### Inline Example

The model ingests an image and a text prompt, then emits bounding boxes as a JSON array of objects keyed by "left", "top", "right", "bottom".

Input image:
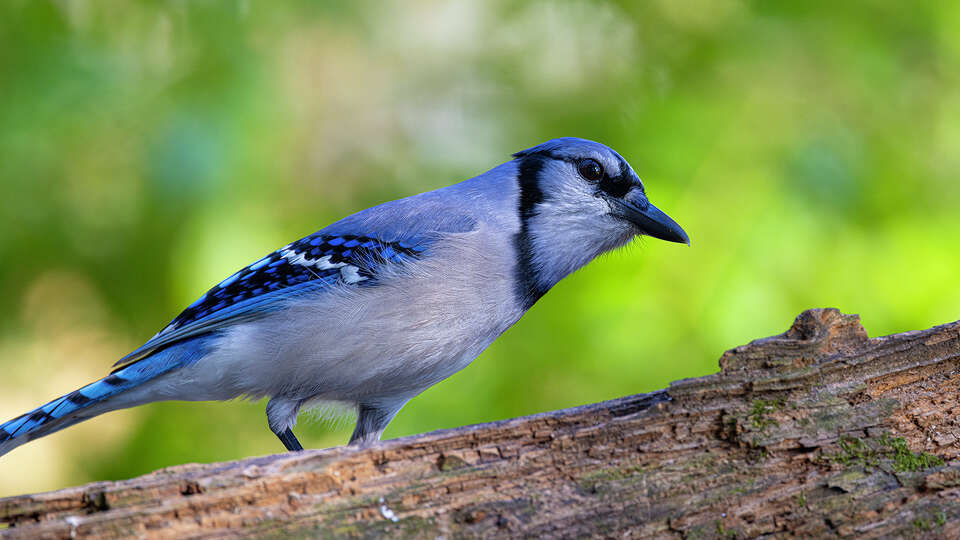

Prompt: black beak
[{"left": 607, "top": 189, "right": 690, "bottom": 245}]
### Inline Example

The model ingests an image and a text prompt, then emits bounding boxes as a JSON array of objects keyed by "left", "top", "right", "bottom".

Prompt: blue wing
[{"left": 113, "top": 231, "right": 432, "bottom": 368}]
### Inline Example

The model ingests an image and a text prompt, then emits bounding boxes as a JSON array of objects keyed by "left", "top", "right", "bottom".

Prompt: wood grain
[{"left": 2, "top": 308, "right": 959, "bottom": 538}]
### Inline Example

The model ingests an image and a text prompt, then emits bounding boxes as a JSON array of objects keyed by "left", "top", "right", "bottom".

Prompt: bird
[{"left": 0, "top": 137, "right": 688, "bottom": 457}]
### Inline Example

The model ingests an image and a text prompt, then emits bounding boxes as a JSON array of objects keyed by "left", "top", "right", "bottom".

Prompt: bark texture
[{"left": 2, "top": 308, "right": 960, "bottom": 539}]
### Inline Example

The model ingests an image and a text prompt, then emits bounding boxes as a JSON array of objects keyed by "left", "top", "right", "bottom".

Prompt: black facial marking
[
  {"left": 598, "top": 174, "right": 631, "bottom": 198},
  {"left": 518, "top": 149, "right": 641, "bottom": 198},
  {"left": 597, "top": 157, "right": 639, "bottom": 199},
  {"left": 513, "top": 154, "right": 551, "bottom": 309},
  {"left": 517, "top": 156, "right": 545, "bottom": 219}
]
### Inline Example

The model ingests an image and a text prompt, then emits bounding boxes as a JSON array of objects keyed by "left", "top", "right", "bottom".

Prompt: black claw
[{"left": 277, "top": 427, "right": 303, "bottom": 452}]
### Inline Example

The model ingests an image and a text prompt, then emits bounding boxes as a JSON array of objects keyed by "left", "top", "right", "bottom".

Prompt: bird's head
[{"left": 510, "top": 137, "right": 689, "bottom": 303}]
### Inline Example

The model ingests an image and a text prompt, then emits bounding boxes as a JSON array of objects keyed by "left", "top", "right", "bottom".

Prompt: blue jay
[{"left": 0, "top": 137, "right": 688, "bottom": 457}]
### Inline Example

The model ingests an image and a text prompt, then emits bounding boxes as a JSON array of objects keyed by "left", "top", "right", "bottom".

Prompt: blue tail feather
[{"left": 0, "top": 335, "right": 215, "bottom": 453}]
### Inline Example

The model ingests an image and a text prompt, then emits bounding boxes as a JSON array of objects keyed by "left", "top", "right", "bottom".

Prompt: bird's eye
[{"left": 577, "top": 159, "right": 603, "bottom": 182}]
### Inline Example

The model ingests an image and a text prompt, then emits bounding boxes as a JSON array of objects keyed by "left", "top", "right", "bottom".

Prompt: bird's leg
[
  {"left": 266, "top": 397, "right": 304, "bottom": 452},
  {"left": 348, "top": 399, "right": 409, "bottom": 448},
  {"left": 276, "top": 427, "right": 303, "bottom": 451}
]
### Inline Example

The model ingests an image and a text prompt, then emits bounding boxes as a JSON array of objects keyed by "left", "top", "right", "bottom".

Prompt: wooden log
[{"left": 2, "top": 308, "right": 959, "bottom": 538}]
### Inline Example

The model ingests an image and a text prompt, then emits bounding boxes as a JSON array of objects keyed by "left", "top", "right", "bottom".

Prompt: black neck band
[{"left": 513, "top": 155, "right": 549, "bottom": 309}]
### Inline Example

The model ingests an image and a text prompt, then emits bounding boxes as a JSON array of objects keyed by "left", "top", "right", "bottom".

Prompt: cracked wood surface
[{"left": 2, "top": 308, "right": 960, "bottom": 538}]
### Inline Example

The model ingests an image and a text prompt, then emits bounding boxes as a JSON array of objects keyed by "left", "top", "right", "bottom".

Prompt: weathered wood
[{"left": 2, "top": 308, "right": 959, "bottom": 538}]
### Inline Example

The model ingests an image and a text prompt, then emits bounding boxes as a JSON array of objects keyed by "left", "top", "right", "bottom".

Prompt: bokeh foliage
[{"left": 1, "top": 0, "right": 958, "bottom": 495}]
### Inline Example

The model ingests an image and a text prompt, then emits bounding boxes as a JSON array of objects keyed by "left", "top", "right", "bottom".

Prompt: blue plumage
[
  {"left": 0, "top": 336, "right": 215, "bottom": 446},
  {"left": 166, "top": 233, "right": 427, "bottom": 332},
  {"left": 0, "top": 137, "right": 689, "bottom": 458},
  {"left": 114, "top": 233, "right": 430, "bottom": 368}
]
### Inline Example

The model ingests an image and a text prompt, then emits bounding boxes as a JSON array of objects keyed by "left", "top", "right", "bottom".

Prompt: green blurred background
[{"left": 1, "top": 0, "right": 958, "bottom": 496}]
